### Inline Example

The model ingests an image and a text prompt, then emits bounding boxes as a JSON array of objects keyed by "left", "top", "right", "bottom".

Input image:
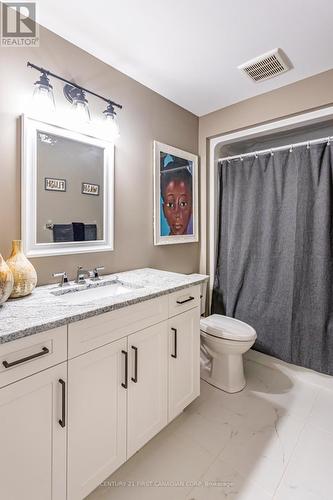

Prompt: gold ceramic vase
[
  {"left": 6, "top": 240, "right": 37, "bottom": 298},
  {"left": 0, "top": 254, "right": 14, "bottom": 305}
]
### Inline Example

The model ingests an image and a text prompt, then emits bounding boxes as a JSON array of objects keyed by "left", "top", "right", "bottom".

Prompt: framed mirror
[{"left": 21, "top": 116, "right": 114, "bottom": 257}]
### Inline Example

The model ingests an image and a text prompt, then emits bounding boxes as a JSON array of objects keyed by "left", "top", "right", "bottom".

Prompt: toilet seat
[{"left": 200, "top": 314, "right": 256, "bottom": 342}]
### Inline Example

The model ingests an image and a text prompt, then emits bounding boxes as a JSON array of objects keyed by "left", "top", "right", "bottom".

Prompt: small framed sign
[
  {"left": 82, "top": 182, "right": 100, "bottom": 196},
  {"left": 45, "top": 177, "right": 66, "bottom": 192}
]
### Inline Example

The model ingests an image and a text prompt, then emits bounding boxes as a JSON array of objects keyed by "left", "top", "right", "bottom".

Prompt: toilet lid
[{"left": 200, "top": 314, "right": 257, "bottom": 342}]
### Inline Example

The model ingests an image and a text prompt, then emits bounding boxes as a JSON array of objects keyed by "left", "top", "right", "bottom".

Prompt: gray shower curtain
[{"left": 212, "top": 142, "right": 333, "bottom": 375}]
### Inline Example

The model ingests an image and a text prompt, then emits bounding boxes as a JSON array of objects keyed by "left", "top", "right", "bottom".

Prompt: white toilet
[{"left": 200, "top": 314, "right": 257, "bottom": 393}]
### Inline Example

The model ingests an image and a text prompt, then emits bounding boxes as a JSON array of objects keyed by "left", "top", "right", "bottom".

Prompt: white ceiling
[{"left": 38, "top": 0, "right": 333, "bottom": 116}]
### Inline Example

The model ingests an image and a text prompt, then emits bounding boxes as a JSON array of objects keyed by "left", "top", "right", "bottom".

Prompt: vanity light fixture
[
  {"left": 27, "top": 62, "right": 122, "bottom": 136},
  {"left": 32, "top": 71, "right": 56, "bottom": 114}
]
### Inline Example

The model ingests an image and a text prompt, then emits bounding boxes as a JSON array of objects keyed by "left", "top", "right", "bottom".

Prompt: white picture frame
[
  {"left": 21, "top": 115, "right": 114, "bottom": 257},
  {"left": 153, "top": 140, "right": 199, "bottom": 245}
]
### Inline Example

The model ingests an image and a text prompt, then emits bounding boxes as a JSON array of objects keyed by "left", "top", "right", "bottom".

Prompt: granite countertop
[{"left": 0, "top": 268, "right": 208, "bottom": 344}]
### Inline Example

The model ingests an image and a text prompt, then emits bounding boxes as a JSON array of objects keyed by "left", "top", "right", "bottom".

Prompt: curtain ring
[
  {"left": 327, "top": 137, "right": 331, "bottom": 147},
  {"left": 289, "top": 145, "right": 293, "bottom": 153},
  {"left": 255, "top": 152, "right": 258, "bottom": 159},
  {"left": 306, "top": 141, "right": 310, "bottom": 150},
  {"left": 270, "top": 149, "right": 274, "bottom": 157},
  {"left": 240, "top": 155, "right": 244, "bottom": 162}
]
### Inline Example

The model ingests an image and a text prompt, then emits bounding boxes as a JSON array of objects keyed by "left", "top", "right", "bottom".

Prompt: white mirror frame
[{"left": 21, "top": 115, "right": 114, "bottom": 257}]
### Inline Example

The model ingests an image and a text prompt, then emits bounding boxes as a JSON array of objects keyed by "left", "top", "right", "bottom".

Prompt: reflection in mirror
[{"left": 36, "top": 131, "right": 104, "bottom": 243}]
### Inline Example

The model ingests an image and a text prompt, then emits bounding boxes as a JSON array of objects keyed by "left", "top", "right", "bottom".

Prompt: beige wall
[
  {"left": 199, "top": 69, "right": 333, "bottom": 273},
  {"left": 0, "top": 25, "right": 199, "bottom": 285}
]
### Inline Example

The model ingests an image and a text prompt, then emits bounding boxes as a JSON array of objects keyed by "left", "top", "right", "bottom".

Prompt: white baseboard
[{"left": 245, "top": 349, "right": 333, "bottom": 392}]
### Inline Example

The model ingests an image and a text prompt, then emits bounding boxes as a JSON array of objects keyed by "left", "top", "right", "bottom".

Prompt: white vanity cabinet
[
  {"left": 0, "top": 282, "right": 202, "bottom": 500},
  {"left": 67, "top": 307, "right": 170, "bottom": 500},
  {"left": 67, "top": 338, "right": 127, "bottom": 500},
  {"left": 67, "top": 285, "right": 200, "bottom": 499},
  {"left": 0, "top": 362, "right": 67, "bottom": 500}
]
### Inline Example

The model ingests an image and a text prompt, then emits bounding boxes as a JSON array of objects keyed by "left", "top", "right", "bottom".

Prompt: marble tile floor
[{"left": 87, "top": 355, "right": 333, "bottom": 500}]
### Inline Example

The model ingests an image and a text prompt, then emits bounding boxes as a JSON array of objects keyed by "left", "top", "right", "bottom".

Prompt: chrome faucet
[
  {"left": 75, "top": 266, "right": 92, "bottom": 285},
  {"left": 52, "top": 271, "right": 70, "bottom": 287},
  {"left": 91, "top": 266, "right": 105, "bottom": 281}
]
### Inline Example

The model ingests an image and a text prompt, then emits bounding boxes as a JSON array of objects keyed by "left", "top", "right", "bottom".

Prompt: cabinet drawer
[
  {"left": 68, "top": 295, "right": 168, "bottom": 358},
  {"left": 0, "top": 326, "right": 67, "bottom": 388},
  {"left": 168, "top": 285, "right": 200, "bottom": 317}
]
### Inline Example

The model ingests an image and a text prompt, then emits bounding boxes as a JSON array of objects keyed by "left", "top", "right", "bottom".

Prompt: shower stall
[{"left": 208, "top": 108, "right": 333, "bottom": 375}]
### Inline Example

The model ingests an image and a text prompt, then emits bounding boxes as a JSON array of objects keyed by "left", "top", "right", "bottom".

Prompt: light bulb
[
  {"left": 72, "top": 97, "right": 91, "bottom": 122},
  {"left": 103, "top": 103, "right": 120, "bottom": 140},
  {"left": 105, "top": 113, "right": 119, "bottom": 139},
  {"left": 32, "top": 72, "right": 55, "bottom": 115},
  {"left": 63, "top": 84, "right": 91, "bottom": 123}
]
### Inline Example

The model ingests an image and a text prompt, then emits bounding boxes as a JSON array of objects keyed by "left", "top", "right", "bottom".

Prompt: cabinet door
[
  {"left": 68, "top": 338, "right": 127, "bottom": 500},
  {"left": 0, "top": 363, "right": 67, "bottom": 500},
  {"left": 168, "top": 307, "right": 200, "bottom": 421},
  {"left": 127, "top": 322, "right": 168, "bottom": 458}
]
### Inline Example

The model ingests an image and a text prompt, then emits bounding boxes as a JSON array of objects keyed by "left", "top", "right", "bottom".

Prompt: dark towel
[
  {"left": 84, "top": 224, "right": 97, "bottom": 241},
  {"left": 72, "top": 222, "right": 85, "bottom": 241},
  {"left": 52, "top": 224, "right": 74, "bottom": 242}
]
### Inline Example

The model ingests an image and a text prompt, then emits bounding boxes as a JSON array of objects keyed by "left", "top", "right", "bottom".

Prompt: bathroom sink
[{"left": 52, "top": 280, "right": 139, "bottom": 304}]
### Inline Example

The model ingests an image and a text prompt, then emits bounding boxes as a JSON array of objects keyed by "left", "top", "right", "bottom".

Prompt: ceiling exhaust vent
[{"left": 238, "top": 48, "right": 291, "bottom": 82}]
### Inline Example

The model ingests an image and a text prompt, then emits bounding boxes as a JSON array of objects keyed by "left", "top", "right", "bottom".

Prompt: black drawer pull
[
  {"left": 176, "top": 296, "right": 194, "bottom": 305},
  {"left": 121, "top": 350, "right": 128, "bottom": 389},
  {"left": 131, "top": 346, "right": 138, "bottom": 383},
  {"left": 171, "top": 327, "right": 177, "bottom": 359},
  {"left": 2, "top": 346, "right": 49, "bottom": 368},
  {"left": 58, "top": 379, "right": 66, "bottom": 428}
]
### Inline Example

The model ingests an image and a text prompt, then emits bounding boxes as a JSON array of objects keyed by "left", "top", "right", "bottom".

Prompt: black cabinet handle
[
  {"left": 2, "top": 346, "right": 49, "bottom": 368},
  {"left": 131, "top": 346, "right": 138, "bottom": 383},
  {"left": 176, "top": 296, "right": 194, "bottom": 305},
  {"left": 121, "top": 350, "right": 128, "bottom": 389},
  {"left": 58, "top": 379, "right": 66, "bottom": 428},
  {"left": 171, "top": 327, "right": 177, "bottom": 359}
]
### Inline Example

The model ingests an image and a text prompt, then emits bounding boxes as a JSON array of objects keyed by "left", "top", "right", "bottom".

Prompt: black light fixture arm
[{"left": 27, "top": 61, "right": 122, "bottom": 109}]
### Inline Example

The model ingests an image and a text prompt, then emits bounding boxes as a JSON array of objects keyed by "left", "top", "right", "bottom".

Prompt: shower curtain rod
[{"left": 218, "top": 135, "right": 333, "bottom": 163}]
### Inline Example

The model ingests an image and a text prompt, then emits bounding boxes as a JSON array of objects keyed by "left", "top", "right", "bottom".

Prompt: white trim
[
  {"left": 21, "top": 115, "right": 115, "bottom": 257},
  {"left": 153, "top": 140, "right": 199, "bottom": 246},
  {"left": 208, "top": 105, "right": 333, "bottom": 306}
]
